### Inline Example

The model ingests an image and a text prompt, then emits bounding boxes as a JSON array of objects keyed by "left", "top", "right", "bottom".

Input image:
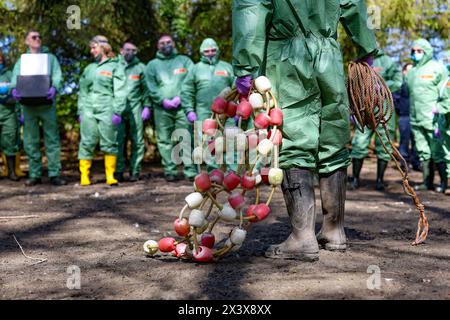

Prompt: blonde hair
[{"left": 90, "top": 35, "right": 115, "bottom": 58}]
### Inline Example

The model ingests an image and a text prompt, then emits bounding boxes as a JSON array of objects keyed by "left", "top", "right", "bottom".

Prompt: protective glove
[
  {"left": 186, "top": 111, "right": 197, "bottom": 123},
  {"left": 236, "top": 75, "right": 252, "bottom": 97},
  {"left": 356, "top": 55, "right": 374, "bottom": 67},
  {"left": 434, "top": 128, "right": 441, "bottom": 139},
  {"left": 12, "top": 88, "right": 21, "bottom": 101},
  {"left": 142, "top": 106, "right": 151, "bottom": 121},
  {"left": 112, "top": 113, "right": 122, "bottom": 126},
  {"left": 432, "top": 105, "right": 439, "bottom": 115},
  {"left": 0, "top": 84, "right": 9, "bottom": 95},
  {"left": 19, "top": 115, "right": 24, "bottom": 125},
  {"left": 234, "top": 115, "right": 241, "bottom": 126},
  {"left": 171, "top": 96, "right": 181, "bottom": 109},
  {"left": 162, "top": 98, "right": 175, "bottom": 110},
  {"left": 47, "top": 86, "right": 57, "bottom": 100}
]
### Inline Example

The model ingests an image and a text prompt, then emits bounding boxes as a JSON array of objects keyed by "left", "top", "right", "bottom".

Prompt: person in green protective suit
[
  {"left": 0, "top": 51, "right": 20, "bottom": 181},
  {"left": 407, "top": 39, "right": 448, "bottom": 193},
  {"left": 350, "top": 51, "right": 402, "bottom": 191},
  {"left": 181, "top": 38, "right": 235, "bottom": 171},
  {"left": 77, "top": 35, "right": 127, "bottom": 186},
  {"left": 10, "top": 30, "right": 66, "bottom": 186},
  {"left": 115, "top": 41, "right": 152, "bottom": 182},
  {"left": 233, "top": 0, "right": 377, "bottom": 261},
  {"left": 436, "top": 50, "right": 450, "bottom": 195},
  {"left": 145, "top": 34, "right": 197, "bottom": 182}
]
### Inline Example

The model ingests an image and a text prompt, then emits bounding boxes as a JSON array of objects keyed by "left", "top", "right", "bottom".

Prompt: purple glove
[
  {"left": 432, "top": 105, "right": 439, "bottom": 115},
  {"left": 19, "top": 115, "right": 24, "bottom": 125},
  {"left": 47, "top": 86, "right": 57, "bottom": 100},
  {"left": 356, "top": 55, "right": 374, "bottom": 67},
  {"left": 162, "top": 98, "right": 175, "bottom": 110},
  {"left": 434, "top": 128, "right": 441, "bottom": 139},
  {"left": 236, "top": 75, "right": 252, "bottom": 97},
  {"left": 112, "top": 113, "right": 122, "bottom": 126},
  {"left": 171, "top": 96, "right": 181, "bottom": 109},
  {"left": 234, "top": 115, "right": 241, "bottom": 126},
  {"left": 142, "top": 106, "right": 151, "bottom": 121},
  {"left": 186, "top": 111, "right": 197, "bottom": 123},
  {"left": 12, "top": 88, "right": 21, "bottom": 101}
]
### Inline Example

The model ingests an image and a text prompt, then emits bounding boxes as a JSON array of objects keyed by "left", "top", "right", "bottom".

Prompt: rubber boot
[
  {"left": 317, "top": 168, "right": 347, "bottom": 251},
  {"left": 79, "top": 159, "right": 92, "bottom": 186},
  {"left": 0, "top": 153, "right": 7, "bottom": 177},
  {"left": 115, "top": 172, "right": 125, "bottom": 183},
  {"left": 15, "top": 153, "right": 26, "bottom": 178},
  {"left": 351, "top": 158, "right": 364, "bottom": 189},
  {"left": 264, "top": 168, "right": 319, "bottom": 261},
  {"left": 6, "top": 156, "right": 19, "bottom": 181},
  {"left": 435, "top": 162, "right": 448, "bottom": 193},
  {"left": 105, "top": 155, "right": 119, "bottom": 186},
  {"left": 414, "top": 160, "right": 433, "bottom": 191},
  {"left": 375, "top": 159, "right": 388, "bottom": 191}
]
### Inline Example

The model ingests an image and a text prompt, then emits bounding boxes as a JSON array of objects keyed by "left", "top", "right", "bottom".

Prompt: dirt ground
[{"left": 0, "top": 156, "right": 449, "bottom": 300}]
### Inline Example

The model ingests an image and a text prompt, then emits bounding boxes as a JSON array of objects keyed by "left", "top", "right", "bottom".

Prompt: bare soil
[{"left": 0, "top": 157, "right": 449, "bottom": 300}]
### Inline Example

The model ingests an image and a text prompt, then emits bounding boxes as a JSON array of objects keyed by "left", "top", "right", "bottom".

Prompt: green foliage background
[{"left": 0, "top": 0, "right": 448, "bottom": 134}]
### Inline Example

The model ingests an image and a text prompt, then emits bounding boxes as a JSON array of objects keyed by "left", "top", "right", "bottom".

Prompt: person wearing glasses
[
  {"left": 407, "top": 39, "right": 449, "bottom": 193},
  {"left": 77, "top": 35, "right": 127, "bottom": 187},
  {"left": 144, "top": 34, "right": 197, "bottom": 182},
  {"left": 10, "top": 30, "right": 66, "bottom": 186},
  {"left": 181, "top": 38, "right": 235, "bottom": 172},
  {"left": 115, "top": 41, "right": 152, "bottom": 182}
]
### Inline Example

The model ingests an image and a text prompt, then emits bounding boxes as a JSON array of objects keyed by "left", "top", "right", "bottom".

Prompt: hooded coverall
[
  {"left": 145, "top": 49, "right": 197, "bottom": 179},
  {"left": 10, "top": 47, "right": 63, "bottom": 179},
  {"left": 116, "top": 55, "right": 151, "bottom": 176},
  {"left": 0, "top": 68, "right": 18, "bottom": 158}
]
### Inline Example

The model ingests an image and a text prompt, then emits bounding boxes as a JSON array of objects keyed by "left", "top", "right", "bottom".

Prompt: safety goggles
[
  {"left": 411, "top": 48, "right": 424, "bottom": 54},
  {"left": 158, "top": 40, "right": 173, "bottom": 46},
  {"left": 203, "top": 48, "right": 217, "bottom": 55},
  {"left": 123, "top": 48, "right": 138, "bottom": 54},
  {"left": 31, "top": 35, "right": 41, "bottom": 41}
]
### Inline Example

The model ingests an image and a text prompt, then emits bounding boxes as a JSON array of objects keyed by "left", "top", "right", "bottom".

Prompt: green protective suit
[
  {"left": 0, "top": 68, "right": 18, "bottom": 156},
  {"left": 437, "top": 50, "right": 450, "bottom": 177},
  {"left": 116, "top": 55, "right": 151, "bottom": 175},
  {"left": 407, "top": 39, "right": 447, "bottom": 163},
  {"left": 351, "top": 52, "right": 402, "bottom": 162},
  {"left": 10, "top": 47, "right": 63, "bottom": 178},
  {"left": 181, "top": 38, "right": 236, "bottom": 171},
  {"left": 77, "top": 57, "right": 127, "bottom": 160},
  {"left": 232, "top": 0, "right": 377, "bottom": 173},
  {"left": 145, "top": 49, "right": 197, "bottom": 178}
]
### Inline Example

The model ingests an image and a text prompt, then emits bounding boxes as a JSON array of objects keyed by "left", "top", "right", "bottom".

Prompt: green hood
[
  {"left": 412, "top": 38, "right": 433, "bottom": 67},
  {"left": 156, "top": 48, "right": 178, "bottom": 60},
  {"left": 200, "top": 38, "right": 220, "bottom": 65}
]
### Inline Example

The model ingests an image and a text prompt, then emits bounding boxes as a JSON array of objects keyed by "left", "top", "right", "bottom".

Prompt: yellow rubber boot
[
  {"left": 80, "top": 159, "right": 92, "bottom": 186},
  {"left": 104, "top": 155, "right": 118, "bottom": 186},
  {"left": 15, "top": 153, "right": 26, "bottom": 178},
  {"left": 1, "top": 154, "right": 8, "bottom": 177}
]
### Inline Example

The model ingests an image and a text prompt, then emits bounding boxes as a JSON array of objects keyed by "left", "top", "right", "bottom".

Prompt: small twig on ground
[{"left": 12, "top": 235, "right": 47, "bottom": 265}]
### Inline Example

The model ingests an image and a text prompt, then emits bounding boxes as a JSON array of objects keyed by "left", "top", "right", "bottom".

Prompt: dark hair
[
  {"left": 402, "top": 63, "right": 413, "bottom": 71},
  {"left": 123, "top": 39, "right": 136, "bottom": 47},
  {"left": 25, "top": 29, "right": 39, "bottom": 39},
  {"left": 158, "top": 33, "right": 173, "bottom": 42}
]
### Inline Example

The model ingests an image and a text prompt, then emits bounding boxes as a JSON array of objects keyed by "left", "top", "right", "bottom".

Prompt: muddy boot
[
  {"left": 264, "top": 168, "right": 319, "bottom": 262},
  {"left": 414, "top": 160, "right": 434, "bottom": 191},
  {"left": 375, "top": 159, "right": 388, "bottom": 191},
  {"left": 317, "top": 168, "right": 347, "bottom": 251},
  {"left": 434, "top": 162, "right": 448, "bottom": 193},
  {"left": 350, "top": 158, "right": 364, "bottom": 190},
  {"left": 6, "top": 156, "right": 19, "bottom": 181}
]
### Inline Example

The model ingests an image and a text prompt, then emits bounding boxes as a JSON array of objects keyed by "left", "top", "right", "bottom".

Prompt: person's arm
[
  {"left": 9, "top": 60, "right": 20, "bottom": 90},
  {"left": 140, "top": 65, "right": 152, "bottom": 107},
  {"left": 232, "top": 0, "right": 273, "bottom": 77},
  {"left": 50, "top": 54, "right": 63, "bottom": 91},
  {"left": 385, "top": 59, "right": 403, "bottom": 93},
  {"left": 113, "top": 63, "right": 128, "bottom": 115},
  {"left": 77, "top": 66, "right": 90, "bottom": 116},
  {"left": 340, "top": 0, "right": 378, "bottom": 59},
  {"left": 181, "top": 64, "right": 196, "bottom": 115},
  {"left": 437, "top": 70, "right": 449, "bottom": 115},
  {"left": 144, "top": 62, "right": 165, "bottom": 106}
]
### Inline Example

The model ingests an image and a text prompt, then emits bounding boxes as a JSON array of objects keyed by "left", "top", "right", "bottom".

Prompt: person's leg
[
  {"left": 129, "top": 106, "right": 145, "bottom": 180},
  {"left": 40, "top": 106, "right": 64, "bottom": 183},
  {"left": 23, "top": 106, "right": 43, "bottom": 182},
  {"left": 398, "top": 116, "right": 411, "bottom": 165},
  {"left": 78, "top": 113, "right": 100, "bottom": 186},
  {"left": 411, "top": 125, "right": 433, "bottom": 190},
  {"left": 98, "top": 111, "right": 119, "bottom": 186},
  {"left": 373, "top": 116, "right": 395, "bottom": 190},
  {"left": 431, "top": 132, "right": 447, "bottom": 193},
  {"left": 350, "top": 129, "right": 372, "bottom": 189},
  {"left": 174, "top": 107, "right": 197, "bottom": 180},
  {"left": 0, "top": 111, "right": 19, "bottom": 180},
  {"left": 154, "top": 106, "right": 178, "bottom": 180},
  {"left": 115, "top": 109, "right": 129, "bottom": 181}
]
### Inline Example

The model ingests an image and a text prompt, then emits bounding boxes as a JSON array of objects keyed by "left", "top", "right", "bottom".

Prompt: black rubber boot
[
  {"left": 6, "top": 156, "right": 19, "bottom": 181},
  {"left": 129, "top": 173, "right": 140, "bottom": 182},
  {"left": 351, "top": 158, "right": 364, "bottom": 189},
  {"left": 375, "top": 159, "right": 388, "bottom": 191},
  {"left": 435, "top": 162, "right": 448, "bottom": 193},
  {"left": 264, "top": 168, "right": 319, "bottom": 261},
  {"left": 115, "top": 172, "right": 125, "bottom": 182},
  {"left": 50, "top": 176, "right": 67, "bottom": 186},
  {"left": 25, "top": 177, "right": 42, "bottom": 186},
  {"left": 414, "top": 160, "right": 434, "bottom": 191},
  {"left": 317, "top": 168, "right": 347, "bottom": 251}
]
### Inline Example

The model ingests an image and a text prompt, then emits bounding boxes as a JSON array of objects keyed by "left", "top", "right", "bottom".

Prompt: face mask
[
  {"left": 160, "top": 44, "right": 174, "bottom": 56},
  {"left": 124, "top": 53, "right": 136, "bottom": 63},
  {"left": 95, "top": 53, "right": 103, "bottom": 63},
  {"left": 412, "top": 52, "right": 424, "bottom": 63}
]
